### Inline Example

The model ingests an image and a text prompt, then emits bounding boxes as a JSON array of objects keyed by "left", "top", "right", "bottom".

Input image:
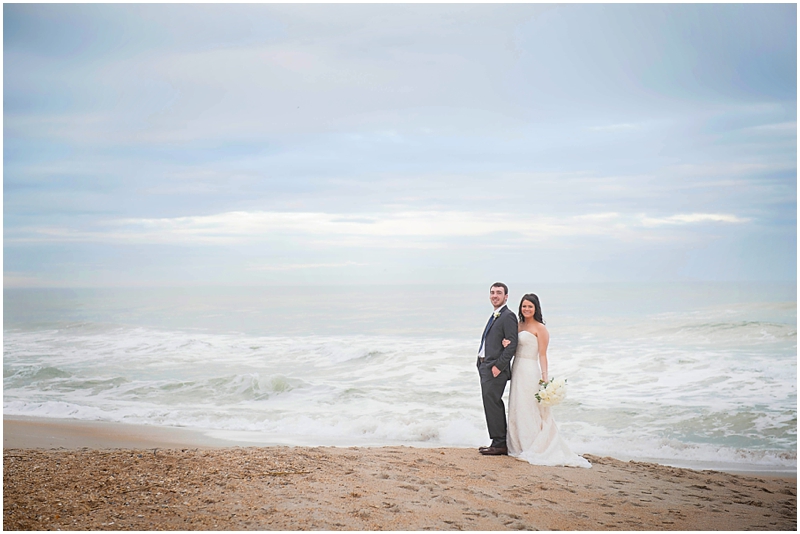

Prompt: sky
[{"left": 3, "top": 3, "right": 797, "bottom": 287}]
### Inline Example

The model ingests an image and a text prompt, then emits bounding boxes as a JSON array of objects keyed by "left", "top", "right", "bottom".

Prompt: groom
[{"left": 477, "top": 282, "right": 518, "bottom": 456}]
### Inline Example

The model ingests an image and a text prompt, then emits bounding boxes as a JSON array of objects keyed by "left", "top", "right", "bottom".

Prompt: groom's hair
[{"left": 491, "top": 282, "right": 508, "bottom": 295}]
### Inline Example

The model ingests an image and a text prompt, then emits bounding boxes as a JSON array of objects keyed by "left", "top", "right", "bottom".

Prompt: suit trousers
[{"left": 480, "top": 365, "right": 510, "bottom": 447}]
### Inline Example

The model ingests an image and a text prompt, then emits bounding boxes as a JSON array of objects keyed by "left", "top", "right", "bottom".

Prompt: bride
[{"left": 503, "top": 293, "right": 591, "bottom": 468}]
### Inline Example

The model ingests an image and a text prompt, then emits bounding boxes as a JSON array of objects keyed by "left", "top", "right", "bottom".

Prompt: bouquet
[{"left": 535, "top": 377, "right": 567, "bottom": 407}]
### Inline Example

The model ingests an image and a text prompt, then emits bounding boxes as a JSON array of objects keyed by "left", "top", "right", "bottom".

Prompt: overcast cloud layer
[{"left": 4, "top": 3, "right": 797, "bottom": 287}]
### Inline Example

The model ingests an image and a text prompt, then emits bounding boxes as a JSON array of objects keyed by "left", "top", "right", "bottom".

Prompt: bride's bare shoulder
[
  {"left": 539, "top": 320, "right": 549, "bottom": 331},
  {"left": 535, "top": 322, "right": 549, "bottom": 338}
]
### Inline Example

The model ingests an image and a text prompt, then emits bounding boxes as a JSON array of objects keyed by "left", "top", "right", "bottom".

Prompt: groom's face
[{"left": 489, "top": 286, "right": 508, "bottom": 308}]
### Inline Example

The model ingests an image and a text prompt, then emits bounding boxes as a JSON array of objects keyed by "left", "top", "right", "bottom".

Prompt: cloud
[
  {"left": 588, "top": 123, "right": 641, "bottom": 132},
  {"left": 3, "top": 272, "right": 53, "bottom": 288},
  {"left": 246, "top": 261, "right": 370, "bottom": 271},
  {"left": 663, "top": 162, "right": 787, "bottom": 179},
  {"left": 639, "top": 213, "right": 751, "bottom": 226},
  {"left": 3, "top": 4, "right": 794, "bottom": 285},
  {"left": 742, "top": 121, "right": 797, "bottom": 133},
  {"left": 4, "top": 4, "right": 532, "bottom": 147},
  {"left": 5, "top": 210, "right": 752, "bottom": 247}
]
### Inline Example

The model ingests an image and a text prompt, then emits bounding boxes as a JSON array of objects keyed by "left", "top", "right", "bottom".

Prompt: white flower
[{"left": 535, "top": 377, "right": 567, "bottom": 407}]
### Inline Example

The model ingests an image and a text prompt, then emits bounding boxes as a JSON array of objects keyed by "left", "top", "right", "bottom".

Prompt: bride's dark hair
[{"left": 518, "top": 293, "right": 545, "bottom": 324}]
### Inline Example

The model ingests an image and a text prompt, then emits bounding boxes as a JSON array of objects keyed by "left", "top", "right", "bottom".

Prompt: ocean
[{"left": 3, "top": 282, "right": 796, "bottom": 474}]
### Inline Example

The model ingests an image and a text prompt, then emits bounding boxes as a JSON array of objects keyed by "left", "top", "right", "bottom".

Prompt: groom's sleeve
[{"left": 495, "top": 313, "right": 518, "bottom": 372}]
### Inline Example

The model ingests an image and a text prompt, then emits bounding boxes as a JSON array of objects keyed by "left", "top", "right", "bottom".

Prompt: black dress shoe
[
  {"left": 478, "top": 445, "right": 491, "bottom": 451},
  {"left": 479, "top": 446, "right": 508, "bottom": 456}
]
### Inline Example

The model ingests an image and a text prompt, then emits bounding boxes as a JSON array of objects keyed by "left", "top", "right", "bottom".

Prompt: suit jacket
[{"left": 477, "top": 305, "right": 518, "bottom": 382}]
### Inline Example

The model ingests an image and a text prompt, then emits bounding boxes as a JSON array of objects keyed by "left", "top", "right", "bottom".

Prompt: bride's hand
[{"left": 502, "top": 338, "right": 511, "bottom": 348}]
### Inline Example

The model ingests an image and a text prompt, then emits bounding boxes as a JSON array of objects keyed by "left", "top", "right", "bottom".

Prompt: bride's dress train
[{"left": 507, "top": 331, "right": 591, "bottom": 468}]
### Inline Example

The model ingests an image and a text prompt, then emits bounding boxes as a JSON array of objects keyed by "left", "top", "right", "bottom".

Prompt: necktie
[{"left": 479, "top": 312, "right": 497, "bottom": 354}]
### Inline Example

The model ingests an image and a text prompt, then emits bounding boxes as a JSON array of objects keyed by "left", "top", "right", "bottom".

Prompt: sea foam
[{"left": 4, "top": 283, "right": 796, "bottom": 472}]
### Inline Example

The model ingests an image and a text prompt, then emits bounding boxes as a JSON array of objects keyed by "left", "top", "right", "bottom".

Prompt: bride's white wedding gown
[{"left": 507, "top": 330, "right": 591, "bottom": 468}]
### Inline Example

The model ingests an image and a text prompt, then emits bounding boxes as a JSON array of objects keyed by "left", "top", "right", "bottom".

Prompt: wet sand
[{"left": 3, "top": 417, "right": 797, "bottom": 530}]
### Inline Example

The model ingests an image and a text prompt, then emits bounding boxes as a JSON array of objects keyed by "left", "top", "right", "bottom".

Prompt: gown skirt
[{"left": 507, "top": 331, "right": 591, "bottom": 468}]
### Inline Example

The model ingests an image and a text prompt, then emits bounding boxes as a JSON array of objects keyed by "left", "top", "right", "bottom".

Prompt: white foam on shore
[{"left": 4, "top": 285, "right": 796, "bottom": 472}]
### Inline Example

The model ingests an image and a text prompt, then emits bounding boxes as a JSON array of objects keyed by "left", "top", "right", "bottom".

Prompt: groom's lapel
[{"left": 486, "top": 305, "right": 507, "bottom": 335}]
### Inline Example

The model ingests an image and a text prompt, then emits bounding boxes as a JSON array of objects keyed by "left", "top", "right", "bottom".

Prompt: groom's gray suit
[{"left": 477, "top": 305, "right": 518, "bottom": 448}]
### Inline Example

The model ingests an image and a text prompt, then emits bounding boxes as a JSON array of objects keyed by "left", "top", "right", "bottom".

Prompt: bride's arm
[{"left": 537, "top": 326, "right": 550, "bottom": 382}]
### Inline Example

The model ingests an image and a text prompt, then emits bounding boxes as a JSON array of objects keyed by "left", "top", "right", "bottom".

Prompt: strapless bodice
[{"left": 516, "top": 330, "right": 539, "bottom": 360}]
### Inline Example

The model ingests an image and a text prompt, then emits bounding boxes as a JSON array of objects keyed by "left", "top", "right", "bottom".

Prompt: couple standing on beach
[{"left": 477, "top": 282, "right": 591, "bottom": 468}]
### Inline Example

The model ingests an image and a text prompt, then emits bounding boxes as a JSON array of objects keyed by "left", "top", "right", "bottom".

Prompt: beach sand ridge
[{"left": 3, "top": 446, "right": 796, "bottom": 531}]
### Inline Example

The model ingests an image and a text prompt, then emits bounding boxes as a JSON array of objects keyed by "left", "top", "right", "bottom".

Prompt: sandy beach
[{"left": 2, "top": 417, "right": 796, "bottom": 531}]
